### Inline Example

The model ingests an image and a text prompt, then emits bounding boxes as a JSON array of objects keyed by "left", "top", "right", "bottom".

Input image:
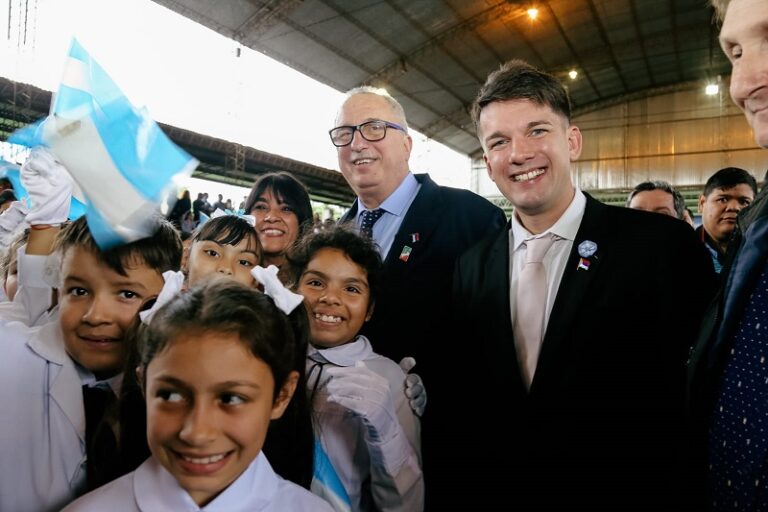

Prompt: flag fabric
[
  {"left": 0, "top": 159, "right": 87, "bottom": 220},
  {"left": 10, "top": 39, "right": 197, "bottom": 247},
  {"left": 311, "top": 438, "right": 352, "bottom": 512}
]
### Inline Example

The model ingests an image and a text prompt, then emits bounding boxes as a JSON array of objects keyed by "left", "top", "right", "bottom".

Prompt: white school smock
[
  {"left": 62, "top": 453, "right": 334, "bottom": 512},
  {"left": 0, "top": 320, "right": 88, "bottom": 512},
  {"left": 307, "top": 335, "right": 424, "bottom": 512}
]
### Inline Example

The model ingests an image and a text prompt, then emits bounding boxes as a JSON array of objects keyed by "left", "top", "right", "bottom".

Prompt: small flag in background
[{"left": 10, "top": 39, "right": 197, "bottom": 248}]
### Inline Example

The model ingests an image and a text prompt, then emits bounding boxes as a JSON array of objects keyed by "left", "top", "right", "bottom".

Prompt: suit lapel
[
  {"left": 532, "top": 196, "right": 611, "bottom": 391},
  {"left": 716, "top": 215, "right": 768, "bottom": 348},
  {"left": 384, "top": 174, "right": 441, "bottom": 268},
  {"left": 483, "top": 225, "right": 528, "bottom": 392}
]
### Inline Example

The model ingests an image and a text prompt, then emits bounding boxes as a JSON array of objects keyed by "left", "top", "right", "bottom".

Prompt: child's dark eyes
[
  {"left": 220, "top": 393, "right": 246, "bottom": 406},
  {"left": 304, "top": 278, "right": 323, "bottom": 288},
  {"left": 157, "top": 389, "right": 184, "bottom": 403},
  {"left": 204, "top": 248, "right": 220, "bottom": 258},
  {"left": 239, "top": 259, "right": 254, "bottom": 267},
  {"left": 67, "top": 287, "right": 89, "bottom": 297},
  {"left": 118, "top": 290, "right": 140, "bottom": 300},
  {"left": 345, "top": 286, "right": 361, "bottom": 294}
]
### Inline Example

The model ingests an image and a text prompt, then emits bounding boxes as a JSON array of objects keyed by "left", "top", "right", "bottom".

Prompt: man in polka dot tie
[{"left": 687, "top": 1, "right": 768, "bottom": 510}]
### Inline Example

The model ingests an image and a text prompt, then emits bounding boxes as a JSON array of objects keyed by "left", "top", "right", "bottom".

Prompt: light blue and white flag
[
  {"left": 10, "top": 39, "right": 197, "bottom": 247},
  {"left": 0, "top": 159, "right": 87, "bottom": 219},
  {"left": 311, "top": 438, "right": 352, "bottom": 512}
]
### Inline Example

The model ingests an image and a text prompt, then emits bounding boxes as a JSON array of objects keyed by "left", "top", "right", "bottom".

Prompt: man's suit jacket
[
  {"left": 340, "top": 173, "right": 506, "bottom": 387},
  {"left": 446, "top": 194, "right": 715, "bottom": 511},
  {"left": 687, "top": 186, "right": 768, "bottom": 506}
]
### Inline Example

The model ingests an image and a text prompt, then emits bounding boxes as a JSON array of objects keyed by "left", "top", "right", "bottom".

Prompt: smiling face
[
  {"left": 186, "top": 237, "right": 258, "bottom": 288},
  {"left": 59, "top": 247, "right": 164, "bottom": 379},
  {"left": 699, "top": 184, "right": 755, "bottom": 245},
  {"left": 145, "top": 331, "right": 296, "bottom": 507},
  {"left": 249, "top": 188, "right": 300, "bottom": 267},
  {"left": 335, "top": 93, "right": 413, "bottom": 208},
  {"left": 298, "top": 247, "right": 373, "bottom": 348},
  {"left": 720, "top": 0, "right": 768, "bottom": 148},
  {"left": 479, "top": 99, "right": 581, "bottom": 233}
]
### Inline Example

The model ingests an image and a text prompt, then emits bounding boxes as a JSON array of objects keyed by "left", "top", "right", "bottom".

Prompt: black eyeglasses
[{"left": 329, "top": 119, "right": 407, "bottom": 147}]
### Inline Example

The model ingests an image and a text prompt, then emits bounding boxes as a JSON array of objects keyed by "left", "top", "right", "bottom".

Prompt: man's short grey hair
[
  {"left": 626, "top": 180, "right": 686, "bottom": 219},
  {"left": 341, "top": 86, "right": 409, "bottom": 131}
]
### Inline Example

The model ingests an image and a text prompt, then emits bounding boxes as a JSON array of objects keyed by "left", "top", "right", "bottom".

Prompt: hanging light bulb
[
  {"left": 705, "top": 84, "right": 719, "bottom": 95},
  {"left": 568, "top": 70, "right": 578, "bottom": 80},
  {"left": 527, "top": 8, "right": 539, "bottom": 20}
]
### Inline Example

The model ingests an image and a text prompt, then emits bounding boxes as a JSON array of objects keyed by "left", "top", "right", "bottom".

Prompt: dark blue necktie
[
  {"left": 709, "top": 259, "right": 768, "bottom": 510},
  {"left": 360, "top": 209, "right": 384, "bottom": 238},
  {"left": 82, "top": 384, "right": 119, "bottom": 490}
]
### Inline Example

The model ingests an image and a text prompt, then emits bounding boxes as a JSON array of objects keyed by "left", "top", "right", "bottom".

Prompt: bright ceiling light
[
  {"left": 527, "top": 8, "right": 539, "bottom": 20},
  {"left": 568, "top": 70, "right": 578, "bottom": 80},
  {"left": 705, "top": 84, "right": 719, "bottom": 95}
]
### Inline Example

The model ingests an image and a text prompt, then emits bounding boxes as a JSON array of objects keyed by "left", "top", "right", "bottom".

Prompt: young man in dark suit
[
  {"left": 687, "top": 1, "right": 768, "bottom": 510},
  {"left": 330, "top": 86, "right": 506, "bottom": 507},
  {"left": 449, "top": 60, "right": 715, "bottom": 510}
]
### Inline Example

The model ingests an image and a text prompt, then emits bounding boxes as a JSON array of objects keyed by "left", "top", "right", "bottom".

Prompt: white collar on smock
[
  {"left": 134, "top": 452, "right": 280, "bottom": 511},
  {"left": 308, "top": 335, "right": 374, "bottom": 367}
]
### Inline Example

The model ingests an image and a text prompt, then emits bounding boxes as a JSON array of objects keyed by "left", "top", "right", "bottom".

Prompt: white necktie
[{"left": 515, "top": 234, "right": 556, "bottom": 387}]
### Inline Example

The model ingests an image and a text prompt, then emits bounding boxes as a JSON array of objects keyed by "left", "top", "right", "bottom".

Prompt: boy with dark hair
[
  {"left": 697, "top": 167, "right": 756, "bottom": 273},
  {"left": 0, "top": 214, "right": 181, "bottom": 512}
]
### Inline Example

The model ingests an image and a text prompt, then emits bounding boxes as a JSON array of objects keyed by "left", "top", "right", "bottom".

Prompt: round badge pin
[{"left": 578, "top": 240, "right": 597, "bottom": 258}]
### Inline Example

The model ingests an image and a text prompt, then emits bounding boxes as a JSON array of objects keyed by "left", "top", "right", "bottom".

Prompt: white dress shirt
[{"left": 509, "top": 188, "right": 587, "bottom": 358}]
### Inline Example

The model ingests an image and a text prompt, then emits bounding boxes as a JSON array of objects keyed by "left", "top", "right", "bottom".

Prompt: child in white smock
[
  {"left": 288, "top": 225, "right": 424, "bottom": 512},
  {"left": 63, "top": 279, "right": 332, "bottom": 512}
]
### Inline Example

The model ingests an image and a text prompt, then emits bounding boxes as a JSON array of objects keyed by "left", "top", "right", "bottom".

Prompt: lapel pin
[
  {"left": 577, "top": 257, "right": 591, "bottom": 271},
  {"left": 399, "top": 245, "right": 413, "bottom": 262},
  {"left": 410, "top": 233, "right": 420, "bottom": 243},
  {"left": 578, "top": 240, "right": 597, "bottom": 258}
]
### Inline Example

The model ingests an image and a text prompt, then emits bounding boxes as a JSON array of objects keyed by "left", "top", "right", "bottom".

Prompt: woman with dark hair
[
  {"left": 166, "top": 189, "right": 191, "bottom": 230},
  {"left": 244, "top": 172, "right": 313, "bottom": 269}
]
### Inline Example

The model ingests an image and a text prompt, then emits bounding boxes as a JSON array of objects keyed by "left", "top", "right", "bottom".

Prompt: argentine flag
[
  {"left": 311, "top": 438, "right": 352, "bottom": 512},
  {"left": 0, "top": 159, "right": 87, "bottom": 219},
  {"left": 10, "top": 39, "right": 197, "bottom": 247}
]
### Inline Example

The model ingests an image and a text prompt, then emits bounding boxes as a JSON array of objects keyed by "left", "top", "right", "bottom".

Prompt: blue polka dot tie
[
  {"left": 360, "top": 209, "right": 384, "bottom": 238},
  {"left": 710, "top": 260, "right": 768, "bottom": 510}
]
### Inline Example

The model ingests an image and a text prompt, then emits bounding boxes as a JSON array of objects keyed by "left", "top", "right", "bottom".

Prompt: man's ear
[
  {"left": 270, "top": 370, "right": 299, "bottom": 420},
  {"left": 698, "top": 195, "right": 706, "bottom": 214}
]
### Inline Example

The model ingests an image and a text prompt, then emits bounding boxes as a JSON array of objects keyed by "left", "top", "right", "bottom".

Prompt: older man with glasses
[{"left": 330, "top": 86, "right": 505, "bottom": 506}]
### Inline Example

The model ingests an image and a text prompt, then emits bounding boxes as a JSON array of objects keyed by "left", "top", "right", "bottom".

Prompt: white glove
[
  {"left": 326, "top": 361, "right": 414, "bottom": 475},
  {"left": 20, "top": 147, "right": 73, "bottom": 226},
  {"left": 0, "top": 201, "right": 29, "bottom": 248},
  {"left": 399, "top": 357, "right": 427, "bottom": 417},
  {"left": 326, "top": 361, "right": 401, "bottom": 444}
]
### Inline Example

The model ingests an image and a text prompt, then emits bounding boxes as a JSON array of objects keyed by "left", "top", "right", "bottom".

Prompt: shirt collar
[
  {"left": 510, "top": 187, "right": 587, "bottom": 251},
  {"left": 76, "top": 363, "right": 124, "bottom": 396},
  {"left": 358, "top": 172, "right": 417, "bottom": 217},
  {"left": 308, "top": 335, "right": 374, "bottom": 367}
]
